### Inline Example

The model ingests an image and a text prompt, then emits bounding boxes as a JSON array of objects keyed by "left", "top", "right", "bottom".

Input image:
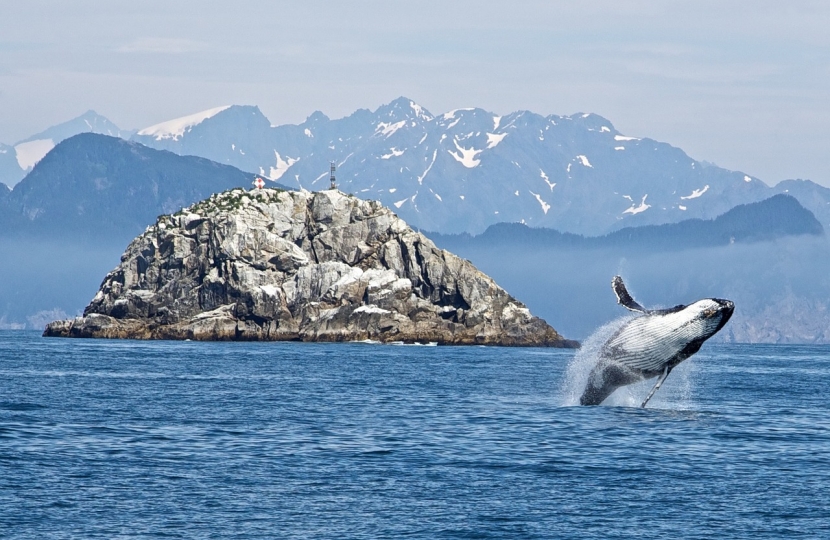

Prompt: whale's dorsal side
[
  {"left": 649, "top": 304, "right": 688, "bottom": 316},
  {"left": 612, "top": 275, "right": 647, "bottom": 313}
]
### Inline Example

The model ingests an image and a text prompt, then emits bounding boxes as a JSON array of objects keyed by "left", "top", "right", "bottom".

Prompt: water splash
[
  {"left": 558, "top": 315, "right": 697, "bottom": 410},
  {"left": 558, "top": 315, "right": 631, "bottom": 406}
]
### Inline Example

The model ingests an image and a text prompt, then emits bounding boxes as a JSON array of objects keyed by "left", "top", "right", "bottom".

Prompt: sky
[{"left": 1, "top": 1, "right": 829, "bottom": 186}]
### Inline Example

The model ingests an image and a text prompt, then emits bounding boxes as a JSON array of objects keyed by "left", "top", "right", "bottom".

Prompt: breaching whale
[{"left": 579, "top": 276, "right": 734, "bottom": 407}]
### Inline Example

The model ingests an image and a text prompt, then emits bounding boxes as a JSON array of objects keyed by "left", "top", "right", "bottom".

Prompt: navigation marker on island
[{"left": 253, "top": 177, "right": 265, "bottom": 190}]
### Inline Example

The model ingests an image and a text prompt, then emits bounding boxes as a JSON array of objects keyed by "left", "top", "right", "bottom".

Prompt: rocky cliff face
[{"left": 45, "top": 188, "right": 576, "bottom": 346}]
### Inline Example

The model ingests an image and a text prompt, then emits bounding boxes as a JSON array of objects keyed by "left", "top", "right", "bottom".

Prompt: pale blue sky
[{"left": 1, "top": 1, "right": 829, "bottom": 186}]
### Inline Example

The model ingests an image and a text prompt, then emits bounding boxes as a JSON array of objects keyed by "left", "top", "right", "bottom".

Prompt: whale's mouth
[
  {"left": 712, "top": 299, "right": 735, "bottom": 330},
  {"left": 715, "top": 298, "right": 734, "bottom": 313}
]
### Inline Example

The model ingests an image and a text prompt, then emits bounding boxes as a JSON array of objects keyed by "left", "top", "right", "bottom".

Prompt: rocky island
[{"left": 45, "top": 188, "right": 576, "bottom": 347}]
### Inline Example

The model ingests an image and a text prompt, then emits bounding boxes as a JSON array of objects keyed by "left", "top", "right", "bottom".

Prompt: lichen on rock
[{"left": 45, "top": 188, "right": 576, "bottom": 346}]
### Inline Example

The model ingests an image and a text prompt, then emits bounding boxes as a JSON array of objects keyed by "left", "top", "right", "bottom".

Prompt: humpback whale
[{"left": 580, "top": 276, "right": 734, "bottom": 407}]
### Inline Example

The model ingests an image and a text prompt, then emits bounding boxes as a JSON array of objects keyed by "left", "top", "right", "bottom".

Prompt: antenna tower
[{"left": 329, "top": 162, "right": 336, "bottom": 190}]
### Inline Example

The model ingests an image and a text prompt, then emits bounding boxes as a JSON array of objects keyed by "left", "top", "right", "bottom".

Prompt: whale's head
[{"left": 684, "top": 298, "right": 734, "bottom": 339}]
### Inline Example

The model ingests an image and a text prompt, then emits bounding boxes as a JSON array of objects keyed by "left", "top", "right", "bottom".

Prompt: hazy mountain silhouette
[
  {"left": 427, "top": 194, "right": 823, "bottom": 253},
  {"left": 1, "top": 111, "right": 130, "bottom": 188},
  {"left": 0, "top": 133, "right": 277, "bottom": 244}
]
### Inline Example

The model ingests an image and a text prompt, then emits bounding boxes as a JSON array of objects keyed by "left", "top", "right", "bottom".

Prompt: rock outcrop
[{"left": 45, "top": 188, "right": 576, "bottom": 346}]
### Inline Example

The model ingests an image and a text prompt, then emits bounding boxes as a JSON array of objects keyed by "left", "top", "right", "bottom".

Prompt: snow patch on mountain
[
  {"left": 137, "top": 106, "right": 231, "bottom": 141},
  {"left": 443, "top": 108, "right": 475, "bottom": 121},
  {"left": 338, "top": 153, "right": 354, "bottom": 168},
  {"left": 530, "top": 191, "right": 551, "bottom": 214},
  {"left": 448, "top": 139, "right": 483, "bottom": 168},
  {"left": 486, "top": 132, "right": 507, "bottom": 149},
  {"left": 375, "top": 120, "right": 406, "bottom": 138},
  {"left": 576, "top": 155, "right": 593, "bottom": 168},
  {"left": 15, "top": 139, "right": 55, "bottom": 170},
  {"left": 267, "top": 151, "right": 299, "bottom": 181},
  {"left": 409, "top": 101, "right": 433, "bottom": 121},
  {"left": 681, "top": 185, "right": 709, "bottom": 200},
  {"left": 381, "top": 148, "right": 405, "bottom": 160},
  {"left": 623, "top": 195, "right": 651, "bottom": 215},
  {"left": 417, "top": 150, "right": 437, "bottom": 185},
  {"left": 540, "top": 169, "right": 555, "bottom": 191},
  {"left": 744, "top": 175, "right": 752, "bottom": 183}
]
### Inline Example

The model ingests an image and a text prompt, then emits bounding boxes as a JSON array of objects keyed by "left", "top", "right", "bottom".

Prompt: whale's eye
[{"left": 703, "top": 308, "right": 717, "bottom": 318}]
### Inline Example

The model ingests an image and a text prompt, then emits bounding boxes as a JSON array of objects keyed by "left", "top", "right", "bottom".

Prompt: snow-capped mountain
[
  {"left": 135, "top": 105, "right": 232, "bottom": 142},
  {"left": 132, "top": 97, "right": 775, "bottom": 235},
  {"left": 1, "top": 111, "right": 128, "bottom": 188}
]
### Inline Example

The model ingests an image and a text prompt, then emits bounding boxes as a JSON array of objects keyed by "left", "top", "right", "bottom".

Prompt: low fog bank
[
  {"left": 433, "top": 235, "right": 830, "bottom": 343},
  {"left": 0, "top": 239, "right": 123, "bottom": 330},
  {"left": 3, "top": 233, "right": 829, "bottom": 344}
]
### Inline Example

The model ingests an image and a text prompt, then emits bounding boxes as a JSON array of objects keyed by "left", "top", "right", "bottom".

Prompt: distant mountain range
[
  {"left": 0, "top": 129, "right": 825, "bottom": 342},
  {"left": 0, "top": 134, "right": 268, "bottom": 244},
  {"left": 4, "top": 99, "right": 829, "bottom": 236},
  {"left": 127, "top": 97, "right": 830, "bottom": 235},
  {"left": 2, "top": 101, "right": 830, "bottom": 342},
  {"left": 0, "top": 111, "right": 130, "bottom": 188},
  {"left": 128, "top": 98, "right": 774, "bottom": 235},
  {"left": 2, "top": 130, "right": 821, "bottom": 250},
  {"left": 428, "top": 194, "right": 823, "bottom": 252}
]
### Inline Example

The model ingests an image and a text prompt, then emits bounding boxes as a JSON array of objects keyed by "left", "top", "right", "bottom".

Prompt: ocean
[{"left": 1, "top": 331, "right": 828, "bottom": 538}]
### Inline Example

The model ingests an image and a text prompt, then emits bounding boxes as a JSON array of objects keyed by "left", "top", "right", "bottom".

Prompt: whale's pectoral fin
[
  {"left": 641, "top": 365, "right": 672, "bottom": 408},
  {"left": 612, "top": 276, "right": 647, "bottom": 313}
]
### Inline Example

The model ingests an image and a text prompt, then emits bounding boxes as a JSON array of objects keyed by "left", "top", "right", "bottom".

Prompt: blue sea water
[{"left": 1, "top": 331, "right": 829, "bottom": 539}]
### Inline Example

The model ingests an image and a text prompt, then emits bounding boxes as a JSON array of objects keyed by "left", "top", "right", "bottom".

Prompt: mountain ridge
[
  {"left": 0, "top": 133, "right": 276, "bottom": 244},
  {"left": 7, "top": 99, "right": 829, "bottom": 237},
  {"left": 129, "top": 97, "right": 783, "bottom": 235},
  {"left": 1, "top": 110, "right": 130, "bottom": 188},
  {"left": 427, "top": 194, "right": 824, "bottom": 252}
]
